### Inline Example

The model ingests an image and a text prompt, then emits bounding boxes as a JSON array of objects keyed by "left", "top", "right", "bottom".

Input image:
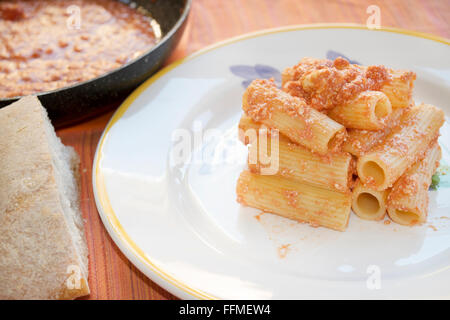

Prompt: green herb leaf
[{"left": 430, "top": 173, "right": 440, "bottom": 190}]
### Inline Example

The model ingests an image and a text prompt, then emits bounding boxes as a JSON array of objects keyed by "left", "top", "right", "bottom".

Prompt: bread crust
[{"left": 0, "top": 96, "right": 89, "bottom": 300}]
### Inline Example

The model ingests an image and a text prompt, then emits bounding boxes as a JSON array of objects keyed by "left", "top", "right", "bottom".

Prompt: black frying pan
[{"left": 0, "top": 0, "right": 191, "bottom": 127}]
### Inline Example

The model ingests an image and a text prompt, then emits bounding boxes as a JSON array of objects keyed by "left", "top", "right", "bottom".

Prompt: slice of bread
[{"left": 0, "top": 96, "right": 89, "bottom": 300}]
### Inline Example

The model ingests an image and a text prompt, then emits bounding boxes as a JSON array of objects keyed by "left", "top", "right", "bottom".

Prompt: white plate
[{"left": 93, "top": 24, "right": 450, "bottom": 299}]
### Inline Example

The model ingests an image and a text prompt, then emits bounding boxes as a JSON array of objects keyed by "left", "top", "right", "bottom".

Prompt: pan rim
[{"left": 0, "top": 0, "right": 192, "bottom": 102}]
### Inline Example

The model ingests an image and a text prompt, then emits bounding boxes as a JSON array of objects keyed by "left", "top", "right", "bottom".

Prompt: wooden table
[{"left": 57, "top": 0, "right": 450, "bottom": 300}]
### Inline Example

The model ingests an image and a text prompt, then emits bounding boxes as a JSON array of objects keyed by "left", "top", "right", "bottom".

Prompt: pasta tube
[
  {"left": 380, "top": 69, "right": 416, "bottom": 109},
  {"left": 387, "top": 143, "right": 441, "bottom": 226},
  {"left": 239, "top": 114, "right": 259, "bottom": 145},
  {"left": 236, "top": 171, "right": 352, "bottom": 231},
  {"left": 238, "top": 114, "right": 277, "bottom": 145},
  {"left": 357, "top": 104, "right": 444, "bottom": 190},
  {"left": 240, "top": 115, "right": 354, "bottom": 191},
  {"left": 351, "top": 179, "right": 389, "bottom": 220},
  {"left": 343, "top": 108, "right": 405, "bottom": 157},
  {"left": 328, "top": 91, "right": 392, "bottom": 130},
  {"left": 242, "top": 79, "right": 346, "bottom": 154}
]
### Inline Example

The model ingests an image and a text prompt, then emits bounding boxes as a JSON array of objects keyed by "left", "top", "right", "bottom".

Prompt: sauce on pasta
[{"left": 282, "top": 57, "right": 407, "bottom": 111}]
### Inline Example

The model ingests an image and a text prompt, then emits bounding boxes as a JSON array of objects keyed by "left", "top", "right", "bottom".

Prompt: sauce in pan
[{"left": 0, "top": 0, "right": 161, "bottom": 98}]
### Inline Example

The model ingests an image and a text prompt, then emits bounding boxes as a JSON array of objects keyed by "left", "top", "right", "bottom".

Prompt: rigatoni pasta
[
  {"left": 343, "top": 108, "right": 405, "bottom": 157},
  {"left": 238, "top": 114, "right": 279, "bottom": 145},
  {"left": 236, "top": 171, "right": 352, "bottom": 231},
  {"left": 239, "top": 115, "right": 353, "bottom": 192},
  {"left": 387, "top": 143, "right": 441, "bottom": 226},
  {"left": 351, "top": 179, "right": 389, "bottom": 221},
  {"left": 237, "top": 56, "right": 444, "bottom": 230},
  {"left": 380, "top": 69, "right": 416, "bottom": 109},
  {"left": 238, "top": 114, "right": 260, "bottom": 145},
  {"left": 357, "top": 104, "right": 444, "bottom": 190},
  {"left": 328, "top": 91, "right": 392, "bottom": 130},
  {"left": 242, "top": 79, "right": 346, "bottom": 155}
]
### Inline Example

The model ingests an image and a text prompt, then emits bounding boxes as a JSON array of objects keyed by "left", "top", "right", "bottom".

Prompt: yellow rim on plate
[{"left": 93, "top": 23, "right": 450, "bottom": 300}]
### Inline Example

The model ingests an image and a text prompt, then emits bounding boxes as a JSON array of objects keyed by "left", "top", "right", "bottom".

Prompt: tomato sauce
[{"left": 0, "top": 0, "right": 159, "bottom": 98}]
